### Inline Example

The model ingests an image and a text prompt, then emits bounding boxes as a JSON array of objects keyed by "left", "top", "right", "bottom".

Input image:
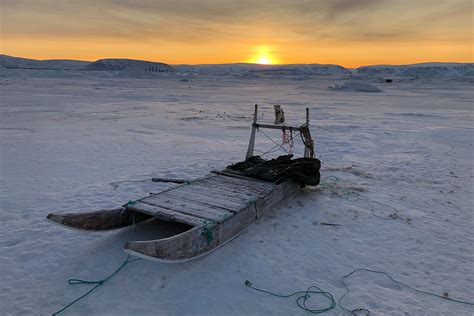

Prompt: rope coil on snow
[
  {"left": 245, "top": 268, "right": 474, "bottom": 315},
  {"left": 339, "top": 268, "right": 474, "bottom": 315},
  {"left": 244, "top": 279, "right": 336, "bottom": 314}
]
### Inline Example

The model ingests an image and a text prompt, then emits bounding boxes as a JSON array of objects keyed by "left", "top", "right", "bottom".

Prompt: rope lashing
[
  {"left": 282, "top": 127, "right": 294, "bottom": 155},
  {"left": 121, "top": 200, "right": 138, "bottom": 207},
  {"left": 255, "top": 123, "right": 315, "bottom": 158},
  {"left": 244, "top": 280, "right": 336, "bottom": 314},
  {"left": 201, "top": 227, "right": 214, "bottom": 245},
  {"left": 257, "top": 127, "right": 290, "bottom": 156}
]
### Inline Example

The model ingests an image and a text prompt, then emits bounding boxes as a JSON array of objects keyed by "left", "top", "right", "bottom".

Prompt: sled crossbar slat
[
  {"left": 127, "top": 202, "right": 209, "bottom": 227},
  {"left": 253, "top": 123, "right": 306, "bottom": 131}
]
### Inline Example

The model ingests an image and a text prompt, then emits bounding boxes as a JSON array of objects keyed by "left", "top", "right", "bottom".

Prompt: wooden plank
[
  {"left": 175, "top": 185, "right": 249, "bottom": 204},
  {"left": 214, "top": 173, "right": 272, "bottom": 186},
  {"left": 189, "top": 177, "right": 261, "bottom": 199},
  {"left": 211, "top": 169, "right": 272, "bottom": 184},
  {"left": 127, "top": 202, "right": 208, "bottom": 227},
  {"left": 141, "top": 195, "right": 233, "bottom": 223},
  {"left": 254, "top": 181, "right": 299, "bottom": 219},
  {"left": 197, "top": 182, "right": 262, "bottom": 201},
  {"left": 125, "top": 180, "right": 301, "bottom": 262},
  {"left": 161, "top": 190, "right": 245, "bottom": 213},
  {"left": 217, "top": 202, "right": 257, "bottom": 244},
  {"left": 253, "top": 123, "right": 303, "bottom": 130},
  {"left": 208, "top": 175, "right": 274, "bottom": 191},
  {"left": 46, "top": 208, "right": 152, "bottom": 231},
  {"left": 198, "top": 180, "right": 264, "bottom": 198}
]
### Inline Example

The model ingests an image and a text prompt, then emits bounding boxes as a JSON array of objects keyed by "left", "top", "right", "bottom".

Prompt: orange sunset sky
[{"left": 1, "top": 0, "right": 472, "bottom": 67}]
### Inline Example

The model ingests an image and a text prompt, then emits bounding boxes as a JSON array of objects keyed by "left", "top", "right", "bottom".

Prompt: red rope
[{"left": 282, "top": 129, "right": 294, "bottom": 155}]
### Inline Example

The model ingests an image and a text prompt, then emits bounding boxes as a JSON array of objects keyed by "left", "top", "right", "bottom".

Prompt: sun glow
[
  {"left": 248, "top": 45, "right": 278, "bottom": 65},
  {"left": 256, "top": 56, "right": 271, "bottom": 65}
]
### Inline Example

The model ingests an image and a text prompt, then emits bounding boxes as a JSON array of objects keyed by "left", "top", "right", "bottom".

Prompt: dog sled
[{"left": 47, "top": 105, "right": 319, "bottom": 262}]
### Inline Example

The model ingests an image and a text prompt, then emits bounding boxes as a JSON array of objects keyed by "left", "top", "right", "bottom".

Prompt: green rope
[
  {"left": 244, "top": 280, "right": 336, "bottom": 314},
  {"left": 245, "top": 268, "right": 474, "bottom": 315},
  {"left": 339, "top": 268, "right": 474, "bottom": 315},
  {"left": 201, "top": 227, "right": 214, "bottom": 245},
  {"left": 52, "top": 210, "right": 141, "bottom": 315},
  {"left": 52, "top": 255, "right": 141, "bottom": 315}
]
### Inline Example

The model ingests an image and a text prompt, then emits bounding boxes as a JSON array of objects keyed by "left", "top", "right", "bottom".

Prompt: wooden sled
[{"left": 47, "top": 105, "right": 314, "bottom": 262}]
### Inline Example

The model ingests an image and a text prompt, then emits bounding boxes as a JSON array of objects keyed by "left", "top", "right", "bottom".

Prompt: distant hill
[
  {"left": 1, "top": 54, "right": 472, "bottom": 78},
  {"left": 248, "top": 64, "right": 350, "bottom": 76},
  {"left": 86, "top": 58, "right": 174, "bottom": 72},
  {"left": 0, "top": 54, "right": 174, "bottom": 72},
  {"left": 356, "top": 62, "right": 474, "bottom": 78},
  {"left": 0, "top": 54, "right": 89, "bottom": 69},
  {"left": 174, "top": 62, "right": 473, "bottom": 78},
  {"left": 173, "top": 63, "right": 350, "bottom": 76}
]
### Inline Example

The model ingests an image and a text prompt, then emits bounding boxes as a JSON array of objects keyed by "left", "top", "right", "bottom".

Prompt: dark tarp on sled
[{"left": 227, "top": 155, "right": 321, "bottom": 187}]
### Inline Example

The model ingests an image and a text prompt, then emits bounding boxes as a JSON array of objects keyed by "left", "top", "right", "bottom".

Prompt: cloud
[{"left": 1, "top": 0, "right": 472, "bottom": 45}]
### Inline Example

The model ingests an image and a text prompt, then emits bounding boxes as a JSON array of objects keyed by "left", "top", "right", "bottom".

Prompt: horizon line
[{"left": 1, "top": 53, "right": 473, "bottom": 69}]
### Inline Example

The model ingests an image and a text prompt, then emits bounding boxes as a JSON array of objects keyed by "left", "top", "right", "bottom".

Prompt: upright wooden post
[
  {"left": 304, "top": 107, "right": 310, "bottom": 158},
  {"left": 246, "top": 104, "right": 258, "bottom": 159}
]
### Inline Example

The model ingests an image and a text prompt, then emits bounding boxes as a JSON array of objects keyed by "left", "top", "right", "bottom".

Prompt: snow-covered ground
[{"left": 0, "top": 70, "right": 473, "bottom": 315}]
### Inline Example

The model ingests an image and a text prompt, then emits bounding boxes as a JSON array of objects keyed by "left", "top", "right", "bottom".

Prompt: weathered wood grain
[
  {"left": 160, "top": 190, "right": 245, "bottom": 212},
  {"left": 140, "top": 195, "right": 233, "bottom": 223},
  {"left": 127, "top": 202, "right": 208, "bottom": 227},
  {"left": 47, "top": 170, "right": 300, "bottom": 262},
  {"left": 208, "top": 175, "right": 273, "bottom": 191},
  {"left": 174, "top": 184, "right": 245, "bottom": 204},
  {"left": 197, "top": 180, "right": 264, "bottom": 198},
  {"left": 125, "top": 179, "right": 299, "bottom": 262},
  {"left": 211, "top": 173, "right": 272, "bottom": 187},
  {"left": 254, "top": 180, "right": 298, "bottom": 218},
  {"left": 211, "top": 169, "right": 270, "bottom": 184},
  {"left": 46, "top": 207, "right": 152, "bottom": 230}
]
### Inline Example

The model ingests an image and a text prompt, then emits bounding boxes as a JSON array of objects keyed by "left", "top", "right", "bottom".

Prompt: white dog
[{"left": 274, "top": 104, "right": 285, "bottom": 124}]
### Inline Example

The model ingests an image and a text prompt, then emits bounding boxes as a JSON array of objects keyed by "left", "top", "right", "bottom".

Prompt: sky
[{"left": 0, "top": 0, "right": 472, "bottom": 67}]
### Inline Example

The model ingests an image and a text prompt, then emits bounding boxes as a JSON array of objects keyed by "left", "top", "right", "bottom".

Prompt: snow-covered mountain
[
  {"left": 356, "top": 62, "right": 474, "bottom": 78},
  {"left": 174, "top": 63, "right": 350, "bottom": 76},
  {"left": 172, "top": 63, "right": 253, "bottom": 75},
  {"left": 86, "top": 59, "right": 174, "bottom": 72},
  {"left": 1, "top": 54, "right": 472, "bottom": 79},
  {"left": 0, "top": 55, "right": 174, "bottom": 72},
  {"left": 0, "top": 54, "right": 89, "bottom": 69}
]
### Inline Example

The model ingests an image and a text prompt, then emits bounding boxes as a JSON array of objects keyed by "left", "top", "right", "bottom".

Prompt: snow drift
[
  {"left": 1, "top": 73, "right": 473, "bottom": 316},
  {"left": 329, "top": 81, "right": 382, "bottom": 92}
]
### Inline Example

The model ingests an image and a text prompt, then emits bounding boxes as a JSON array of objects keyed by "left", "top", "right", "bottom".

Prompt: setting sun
[
  {"left": 248, "top": 45, "right": 278, "bottom": 65},
  {"left": 256, "top": 56, "right": 271, "bottom": 65}
]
